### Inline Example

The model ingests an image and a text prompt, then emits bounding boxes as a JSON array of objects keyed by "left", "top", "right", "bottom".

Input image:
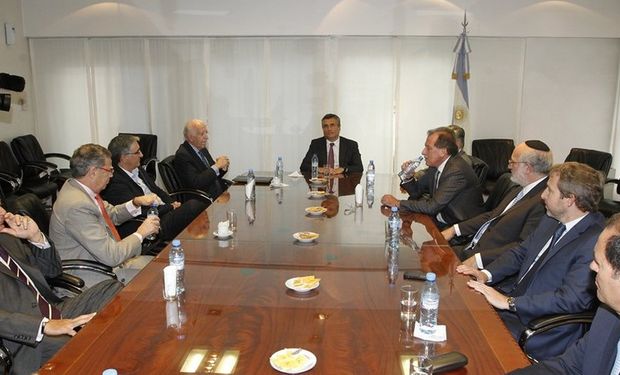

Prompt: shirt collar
[
  {"left": 521, "top": 176, "right": 547, "bottom": 196},
  {"left": 436, "top": 156, "right": 450, "bottom": 174},
  {"left": 74, "top": 179, "right": 97, "bottom": 200},
  {"left": 325, "top": 137, "right": 340, "bottom": 147}
]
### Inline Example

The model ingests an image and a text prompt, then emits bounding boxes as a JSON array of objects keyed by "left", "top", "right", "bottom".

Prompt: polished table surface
[{"left": 42, "top": 174, "right": 529, "bottom": 374}]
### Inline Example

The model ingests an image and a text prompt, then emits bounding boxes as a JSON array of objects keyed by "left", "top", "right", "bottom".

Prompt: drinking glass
[
  {"left": 227, "top": 210, "right": 237, "bottom": 232},
  {"left": 162, "top": 265, "right": 178, "bottom": 301},
  {"left": 409, "top": 355, "right": 433, "bottom": 375},
  {"left": 400, "top": 284, "right": 419, "bottom": 321}
]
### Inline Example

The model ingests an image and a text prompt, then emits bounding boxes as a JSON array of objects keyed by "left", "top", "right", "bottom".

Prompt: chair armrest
[
  {"left": 605, "top": 178, "right": 620, "bottom": 194},
  {"left": 518, "top": 311, "right": 595, "bottom": 362},
  {"left": 61, "top": 259, "right": 118, "bottom": 280},
  {"left": 0, "top": 339, "right": 12, "bottom": 372},
  {"left": 44, "top": 152, "right": 71, "bottom": 161},
  {"left": 169, "top": 189, "right": 214, "bottom": 204},
  {"left": 0, "top": 171, "right": 21, "bottom": 190},
  {"left": 46, "top": 272, "right": 86, "bottom": 295},
  {"left": 21, "top": 162, "right": 54, "bottom": 181},
  {"left": 141, "top": 157, "right": 158, "bottom": 169}
]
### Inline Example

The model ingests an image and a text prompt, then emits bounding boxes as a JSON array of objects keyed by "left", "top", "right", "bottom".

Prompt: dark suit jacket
[
  {"left": 0, "top": 233, "right": 62, "bottom": 346},
  {"left": 399, "top": 155, "right": 484, "bottom": 226},
  {"left": 487, "top": 213, "right": 604, "bottom": 360},
  {"left": 460, "top": 177, "right": 548, "bottom": 264},
  {"left": 299, "top": 136, "right": 363, "bottom": 173},
  {"left": 509, "top": 305, "right": 620, "bottom": 375},
  {"left": 174, "top": 141, "right": 229, "bottom": 199}
]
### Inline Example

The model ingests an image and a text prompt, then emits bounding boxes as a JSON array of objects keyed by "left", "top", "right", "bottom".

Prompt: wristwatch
[{"left": 507, "top": 297, "right": 517, "bottom": 312}]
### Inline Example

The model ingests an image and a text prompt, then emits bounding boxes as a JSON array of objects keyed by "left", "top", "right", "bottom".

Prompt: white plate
[
  {"left": 307, "top": 191, "right": 327, "bottom": 199},
  {"left": 213, "top": 230, "right": 233, "bottom": 239},
  {"left": 269, "top": 348, "right": 317, "bottom": 374},
  {"left": 293, "top": 232, "right": 319, "bottom": 243},
  {"left": 305, "top": 207, "right": 327, "bottom": 216},
  {"left": 285, "top": 277, "right": 320, "bottom": 293},
  {"left": 309, "top": 177, "right": 327, "bottom": 185}
]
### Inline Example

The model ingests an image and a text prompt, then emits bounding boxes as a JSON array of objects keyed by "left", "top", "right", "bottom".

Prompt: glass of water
[
  {"left": 400, "top": 284, "right": 419, "bottom": 321},
  {"left": 227, "top": 210, "right": 237, "bottom": 232},
  {"left": 409, "top": 355, "right": 433, "bottom": 375}
]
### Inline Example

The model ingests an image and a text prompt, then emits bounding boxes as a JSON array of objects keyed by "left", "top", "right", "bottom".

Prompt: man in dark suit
[
  {"left": 299, "top": 113, "right": 363, "bottom": 175},
  {"left": 381, "top": 127, "right": 484, "bottom": 228},
  {"left": 509, "top": 214, "right": 620, "bottom": 374},
  {"left": 102, "top": 135, "right": 209, "bottom": 241},
  {"left": 174, "top": 119, "right": 231, "bottom": 199},
  {"left": 0, "top": 205, "right": 122, "bottom": 374},
  {"left": 442, "top": 140, "right": 552, "bottom": 266},
  {"left": 457, "top": 162, "right": 604, "bottom": 360}
]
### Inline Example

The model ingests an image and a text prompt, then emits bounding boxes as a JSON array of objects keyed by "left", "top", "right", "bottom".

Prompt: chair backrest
[
  {"left": 484, "top": 172, "right": 520, "bottom": 211},
  {"left": 564, "top": 147, "right": 612, "bottom": 177},
  {"left": 472, "top": 139, "right": 515, "bottom": 180},
  {"left": 119, "top": 133, "right": 158, "bottom": 179},
  {"left": 0, "top": 141, "right": 21, "bottom": 176},
  {"left": 5, "top": 193, "right": 50, "bottom": 235},
  {"left": 157, "top": 155, "right": 182, "bottom": 193},
  {"left": 470, "top": 156, "right": 489, "bottom": 187},
  {"left": 10, "top": 134, "right": 46, "bottom": 165}
]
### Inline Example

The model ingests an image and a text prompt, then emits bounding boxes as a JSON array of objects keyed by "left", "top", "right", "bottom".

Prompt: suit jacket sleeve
[
  {"left": 64, "top": 202, "right": 141, "bottom": 267},
  {"left": 0, "top": 309, "right": 44, "bottom": 346},
  {"left": 399, "top": 163, "right": 469, "bottom": 215},
  {"left": 341, "top": 138, "right": 363, "bottom": 173},
  {"left": 175, "top": 146, "right": 219, "bottom": 189}
]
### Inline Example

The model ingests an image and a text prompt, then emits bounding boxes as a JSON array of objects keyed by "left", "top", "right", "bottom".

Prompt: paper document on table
[{"left": 413, "top": 321, "right": 447, "bottom": 342}]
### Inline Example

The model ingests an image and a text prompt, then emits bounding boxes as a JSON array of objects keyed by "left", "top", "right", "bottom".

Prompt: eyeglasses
[
  {"left": 98, "top": 166, "right": 114, "bottom": 174},
  {"left": 508, "top": 160, "right": 528, "bottom": 166},
  {"left": 125, "top": 148, "right": 142, "bottom": 155}
]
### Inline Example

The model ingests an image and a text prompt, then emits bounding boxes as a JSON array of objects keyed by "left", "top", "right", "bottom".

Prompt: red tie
[
  {"left": 328, "top": 143, "right": 335, "bottom": 169},
  {"left": 95, "top": 194, "right": 122, "bottom": 241},
  {"left": 0, "top": 245, "right": 62, "bottom": 319}
]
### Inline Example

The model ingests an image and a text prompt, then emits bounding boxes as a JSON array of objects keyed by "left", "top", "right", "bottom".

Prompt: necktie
[
  {"left": 432, "top": 170, "right": 440, "bottom": 193},
  {"left": 512, "top": 223, "right": 566, "bottom": 296},
  {"left": 132, "top": 169, "right": 152, "bottom": 195},
  {"left": 94, "top": 194, "right": 122, "bottom": 241},
  {"left": 0, "top": 244, "right": 61, "bottom": 319},
  {"left": 466, "top": 189, "right": 527, "bottom": 251},
  {"left": 328, "top": 143, "right": 335, "bottom": 169},
  {"left": 198, "top": 150, "right": 210, "bottom": 167}
]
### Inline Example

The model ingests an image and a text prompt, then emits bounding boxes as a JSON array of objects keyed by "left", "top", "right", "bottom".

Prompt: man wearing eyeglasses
[
  {"left": 442, "top": 140, "right": 552, "bottom": 267},
  {"left": 50, "top": 144, "right": 160, "bottom": 288},
  {"left": 102, "top": 135, "right": 208, "bottom": 241}
]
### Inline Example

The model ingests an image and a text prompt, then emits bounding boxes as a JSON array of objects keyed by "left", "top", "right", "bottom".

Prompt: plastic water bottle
[
  {"left": 146, "top": 203, "right": 158, "bottom": 241},
  {"left": 387, "top": 246, "right": 398, "bottom": 285},
  {"left": 398, "top": 156, "right": 424, "bottom": 180},
  {"left": 366, "top": 160, "right": 376, "bottom": 185},
  {"left": 311, "top": 154, "right": 319, "bottom": 179},
  {"left": 388, "top": 206, "right": 401, "bottom": 248},
  {"left": 247, "top": 169, "right": 256, "bottom": 201},
  {"left": 169, "top": 239, "right": 185, "bottom": 294},
  {"left": 419, "top": 272, "right": 440, "bottom": 335},
  {"left": 275, "top": 156, "right": 284, "bottom": 184}
]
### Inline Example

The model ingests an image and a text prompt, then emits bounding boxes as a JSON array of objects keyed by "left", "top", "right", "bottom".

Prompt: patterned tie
[
  {"left": 0, "top": 244, "right": 61, "bottom": 319},
  {"left": 328, "top": 143, "right": 335, "bottom": 169},
  {"left": 466, "top": 189, "right": 527, "bottom": 251},
  {"left": 94, "top": 194, "right": 122, "bottom": 241},
  {"left": 512, "top": 223, "right": 566, "bottom": 296},
  {"left": 198, "top": 150, "right": 210, "bottom": 167},
  {"left": 432, "top": 170, "right": 440, "bottom": 193}
]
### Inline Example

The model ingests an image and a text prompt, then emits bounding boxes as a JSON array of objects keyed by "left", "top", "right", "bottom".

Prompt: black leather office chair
[
  {"left": 10, "top": 134, "right": 72, "bottom": 188},
  {"left": 484, "top": 172, "right": 520, "bottom": 211},
  {"left": 0, "top": 339, "right": 12, "bottom": 375},
  {"left": 564, "top": 147, "right": 612, "bottom": 178},
  {"left": 470, "top": 156, "right": 489, "bottom": 188},
  {"left": 157, "top": 155, "right": 213, "bottom": 204},
  {"left": 519, "top": 311, "right": 595, "bottom": 363},
  {"left": 599, "top": 179, "right": 620, "bottom": 218},
  {"left": 472, "top": 139, "right": 515, "bottom": 194},
  {"left": 119, "top": 133, "right": 158, "bottom": 181},
  {"left": 0, "top": 141, "right": 58, "bottom": 203}
]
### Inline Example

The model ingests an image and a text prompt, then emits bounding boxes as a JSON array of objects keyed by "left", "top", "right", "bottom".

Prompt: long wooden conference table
[{"left": 42, "top": 173, "right": 529, "bottom": 374}]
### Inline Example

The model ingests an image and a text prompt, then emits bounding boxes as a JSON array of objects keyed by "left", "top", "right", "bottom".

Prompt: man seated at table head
[
  {"left": 299, "top": 113, "right": 364, "bottom": 175},
  {"left": 456, "top": 162, "right": 604, "bottom": 360},
  {"left": 174, "top": 119, "right": 231, "bottom": 200},
  {"left": 50, "top": 144, "right": 160, "bottom": 288},
  {"left": 447, "top": 124, "right": 473, "bottom": 167},
  {"left": 102, "top": 134, "right": 209, "bottom": 241},
  {"left": 381, "top": 126, "right": 484, "bottom": 228},
  {"left": 0, "top": 204, "right": 122, "bottom": 374},
  {"left": 442, "top": 140, "right": 553, "bottom": 267},
  {"left": 509, "top": 213, "right": 620, "bottom": 374}
]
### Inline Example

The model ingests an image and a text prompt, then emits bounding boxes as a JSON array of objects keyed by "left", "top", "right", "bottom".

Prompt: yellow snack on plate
[
  {"left": 272, "top": 350, "right": 309, "bottom": 370},
  {"left": 292, "top": 275, "right": 321, "bottom": 288}
]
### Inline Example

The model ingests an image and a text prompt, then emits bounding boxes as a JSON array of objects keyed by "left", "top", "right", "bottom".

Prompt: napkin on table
[
  {"left": 288, "top": 171, "right": 304, "bottom": 178},
  {"left": 355, "top": 184, "right": 363, "bottom": 205}
]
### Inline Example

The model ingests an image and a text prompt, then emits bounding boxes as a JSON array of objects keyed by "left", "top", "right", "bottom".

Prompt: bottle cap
[
  {"left": 102, "top": 369, "right": 118, "bottom": 375},
  {"left": 172, "top": 239, "right": 181, "bottom": 247},
  {"left": 426, "top": 272, "right": 436, "bottom": 281},
  {"left": 391, "top": 206, "right": 398, "bottom": 212}
]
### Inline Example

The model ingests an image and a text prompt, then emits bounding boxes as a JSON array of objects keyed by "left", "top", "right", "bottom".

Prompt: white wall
[
  {"left": 0, "top": 0, "right": 36, "bottom": 142},
  {"left": 20, "top": 0, "right": 620, "bottom": 38}
]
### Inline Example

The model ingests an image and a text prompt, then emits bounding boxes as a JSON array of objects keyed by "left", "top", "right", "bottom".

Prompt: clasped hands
[
  {"left": 456, "top": 264, "right": 510, "bottom": 310},
  {"left": 318, "top": 166, "right": 344, "bottom": 176},
  {"left": 0, "top": 206, "right": 44, "bottom": 243},
  {"left": 215, "top": 155, "right": 230, "bottom": 171}
]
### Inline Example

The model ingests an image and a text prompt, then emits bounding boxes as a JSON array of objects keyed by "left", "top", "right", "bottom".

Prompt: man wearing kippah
[{"left": 442, "top": 140, "right": 553, "bottom": 267}]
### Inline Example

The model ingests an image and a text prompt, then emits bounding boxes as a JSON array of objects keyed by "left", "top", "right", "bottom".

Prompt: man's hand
[
  {"left": 401, "top": 160, "right": 412, "bottom": 171},
  {"left": 44, "top": 313, "right": 96, "bottom": 336},
  {"left": 1, "top": 212, "right": 42, "bottom": 242},
  {"left": 466, "top": 281, "right": 509, "bottom": 310},
  {"left": 456, "top": 264, "right": 489, "bottom": 283},
  {"left": 136, "top": 216, "right": 160, "bottom": 239},
  {"left": 133, "top": 193, "right": 160, "bottom": 207},
  {"left": 171, "top": 202, "right": 181, "bottom": 209},
  {"left": 215, "top": 156, "right": 230, "bottom": 171},
  {"left": 441, "top": 226, "right": 456, "bottom": 241},
  {"left": 381, "top": 194, "right": 400, "bottom": 208}
]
